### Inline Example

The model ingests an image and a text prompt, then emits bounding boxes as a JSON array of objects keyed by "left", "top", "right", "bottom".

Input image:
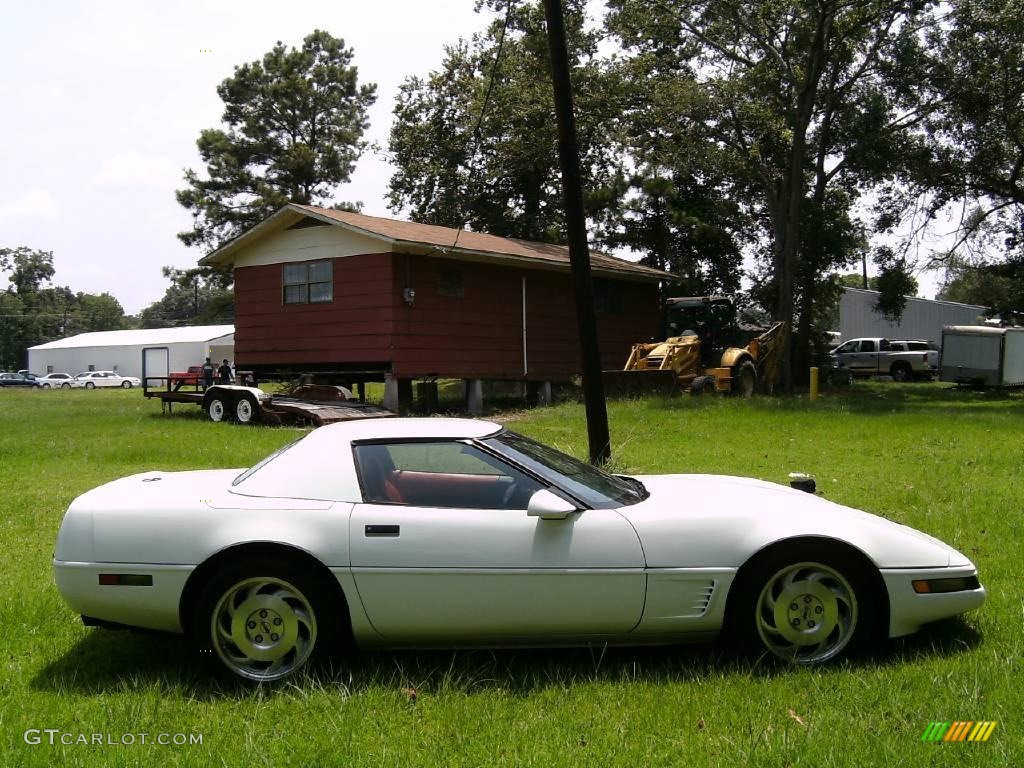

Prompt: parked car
[
  {"left": 54, "top": 418, "right": 985, "bottom": 683},
  {"left": 71, "top": 371, "right": 142, "bottom": 389},
  {"left": 36, "top": 372, "right": 76, "bottom": 389},
  {"left": 829, "top": 338, "right": 938, "bottom": 381},
  {"left": 0, "top": 372, "right": 41, "bottom": 388}
]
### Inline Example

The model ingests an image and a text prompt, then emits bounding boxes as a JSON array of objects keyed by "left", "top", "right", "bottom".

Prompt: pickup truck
[
  {"left": 829, "top": 338, "right": 939, "bottom": 382},
  {"left": 168, "top": 365, "right": 204, "bottom": 388}
]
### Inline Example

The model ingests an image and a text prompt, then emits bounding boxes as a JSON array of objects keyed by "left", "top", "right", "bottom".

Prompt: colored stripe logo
[{"left": 921, "top": 721, "right": 997, "bottom": 742}]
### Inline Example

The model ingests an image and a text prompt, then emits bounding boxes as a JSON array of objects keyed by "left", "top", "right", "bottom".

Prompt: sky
[
  {"left": 1, "top": 1, "right": 941, "bottom": 316},
  {"left": 0, "top": 0, "right": 492, "bottom": 314}
]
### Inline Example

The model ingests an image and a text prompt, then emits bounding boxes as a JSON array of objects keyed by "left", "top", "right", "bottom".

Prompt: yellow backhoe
[{"left": 603, "top": 296, "right": 788, "bottom": 397}]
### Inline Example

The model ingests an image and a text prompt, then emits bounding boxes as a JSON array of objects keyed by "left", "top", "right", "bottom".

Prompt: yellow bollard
[{"left": 809, "top": 366, "right": 819, "bottom": 400}]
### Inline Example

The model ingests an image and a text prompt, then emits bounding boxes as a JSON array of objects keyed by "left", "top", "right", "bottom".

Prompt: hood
[{"left": 620, "top": 474, "right": 961, "bottom": 569}]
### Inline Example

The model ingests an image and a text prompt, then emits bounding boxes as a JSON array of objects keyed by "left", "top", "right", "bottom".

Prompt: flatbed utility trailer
[{"left": 143, "top": 380, "right": 393, "bottom": 426}]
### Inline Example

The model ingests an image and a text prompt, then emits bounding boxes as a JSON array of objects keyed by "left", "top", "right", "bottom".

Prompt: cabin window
[
  {"left": 437, "top": 267, "right": 464, "bottom": 298},
  {"left": 594, "top": 279, "right": 624, "bottom": 314},
  {"left": 283, "top": 260, "right": 333, "bottom": 304}
]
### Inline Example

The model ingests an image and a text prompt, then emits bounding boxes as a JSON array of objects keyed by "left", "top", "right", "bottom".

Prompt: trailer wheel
[
  {"left": 206, "top": 394, "right": 229, "bottom": 422},
  {"left": 731, "top": 361, "right": 757, "bottom": 397},
  {"left": 235, "top": 393, "right": 261, "bottom": 425}
]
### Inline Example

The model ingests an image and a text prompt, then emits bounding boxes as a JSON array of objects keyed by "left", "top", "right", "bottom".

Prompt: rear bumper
[{"left": 53, "top": 560, "right": 193, "bottom": 633}]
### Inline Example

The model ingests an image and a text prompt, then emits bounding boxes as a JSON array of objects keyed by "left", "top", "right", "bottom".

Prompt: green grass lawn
[{"left": 0, "top": 383, "right": 1020, "bottom": 766}]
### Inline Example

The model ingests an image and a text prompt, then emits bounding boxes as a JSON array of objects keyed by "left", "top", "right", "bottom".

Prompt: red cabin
[{"left": 202, "top": 204, "right": 670, "bottom": 408}]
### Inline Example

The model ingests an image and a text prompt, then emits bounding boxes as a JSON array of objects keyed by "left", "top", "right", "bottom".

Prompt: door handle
[{"left": 365, "top": 524, "right": 400, "bottom": 537}]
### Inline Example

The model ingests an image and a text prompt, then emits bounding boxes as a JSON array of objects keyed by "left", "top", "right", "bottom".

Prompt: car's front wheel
[
  {"left": 42, "top": 383, "right": 51, "bottom": 389},
  {"left": 728, "top": 544, "right": 878, "bottom": 665},
  {"left": 85, "top": 382, "right": 95, "bottom": 390},
  {"left": 61, "top": 382, "right": 71, "bottom": 389},
  {"left": 193, "top": 559, "right": 336, "bottom": 683},
  {"left": 121, "top": 380, "right": 132, "bottom": 389}
]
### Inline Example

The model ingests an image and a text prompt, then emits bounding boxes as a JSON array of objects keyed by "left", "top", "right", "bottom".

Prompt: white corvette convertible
[{"left": 54, "top": 418, "right": 985, "bottom": 682}]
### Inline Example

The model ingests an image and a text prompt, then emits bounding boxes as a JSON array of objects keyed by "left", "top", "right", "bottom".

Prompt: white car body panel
[
  {"left": 53, "top": 418, "right": 985, "bottom": 655},
  {"left": 624, "top": 475, "right": 956, "bottom": 569},
  {"left": 350, "top": 504, "right": 646, "bottom": 639}
]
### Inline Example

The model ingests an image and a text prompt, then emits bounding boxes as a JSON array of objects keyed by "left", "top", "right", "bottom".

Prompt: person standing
[
  {"left": 201, "top": 357, "right": 215, "bottom": 390},
  {"left": 218, "top": 358, "right": 233, "bottom": 384}
]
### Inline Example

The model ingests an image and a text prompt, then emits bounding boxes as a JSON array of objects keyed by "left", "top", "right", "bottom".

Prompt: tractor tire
[
  {"left": 731, "top": 361, "right": 757, "bottom": 397},
  {"left": 690, "top": 375, "right": 717, "bottom": 396}
]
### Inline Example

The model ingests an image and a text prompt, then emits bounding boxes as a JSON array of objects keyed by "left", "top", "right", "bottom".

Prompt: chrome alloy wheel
[
  {"left": 210, "top": 577, "right": 318, "bottom": 682},
  {"left": 755, "top": 562, "right": 858, "bottom": 664}
]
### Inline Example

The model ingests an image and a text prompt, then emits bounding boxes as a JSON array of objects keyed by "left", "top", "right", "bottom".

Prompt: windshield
[
  {"left": 232, "top": 434, "right": 308, "bottom": 486},
  {"left": 482, "top": 431, "right": 647, "bottom": 509}
]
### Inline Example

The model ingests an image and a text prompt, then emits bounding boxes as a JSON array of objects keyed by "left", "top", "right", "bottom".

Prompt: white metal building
[
  {"left": 27, "top": 326, "right": 234, "bottom": 379},
  {"left": 839, "top": 288, "right": 987, "bottom": 346}
]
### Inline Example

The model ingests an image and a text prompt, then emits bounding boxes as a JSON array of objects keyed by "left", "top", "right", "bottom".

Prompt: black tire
[
  {"left": 731, "top": 360, "right": 757, "bottom": 397},
  {"left": 61, "top": 382, "right": 71, "bottom": 389},
  {"left": 42, "top": 383, "right": 50, "bottom": 389},
  {"left": 121, "top": 380, "right": 132, "bottom": 389},
  {"left": 205, "top": 393, "right": 229, "bottom": 422},
  {"left": 690, "top": 375, "right": 717, "bottom": 395},
  {"left": 890, "top": 361, "right": 912, "bottom": 382},
  {"left": 191, "top": 557, "right": 340, "bottom": 683},
  {"left": 85, "top": 381, "right": 95, "bottom": 390},
  {"left": 724, "top": 540, "right": 880, "bottom": 666},
  {"left": 234, "top": 392, "right": 261, "bottom": 425}
]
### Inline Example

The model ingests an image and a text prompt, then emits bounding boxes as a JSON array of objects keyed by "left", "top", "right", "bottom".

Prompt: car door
[
  {"left": 849, "top": 339, "right": 877, "bottom": 373},
  {"left": 348, "top": 440, "right": 647, "bottom": 642}
]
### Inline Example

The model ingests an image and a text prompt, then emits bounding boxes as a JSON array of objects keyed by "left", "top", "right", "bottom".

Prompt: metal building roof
[{"left": 28, "top": 325, "right": 235, "bottom": 351}]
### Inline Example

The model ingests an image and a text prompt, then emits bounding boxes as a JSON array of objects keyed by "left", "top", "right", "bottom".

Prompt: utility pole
[{"left": 542, "top": 0, "right": 611, "bottom": 464}]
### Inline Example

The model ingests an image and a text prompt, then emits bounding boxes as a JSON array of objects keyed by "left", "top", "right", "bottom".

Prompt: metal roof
[
  {"left": 202, "top": 204, "right": 675, "bottom": 282},
  {"left": 29, "top": 325, "right": 235, "bottom": 350}
]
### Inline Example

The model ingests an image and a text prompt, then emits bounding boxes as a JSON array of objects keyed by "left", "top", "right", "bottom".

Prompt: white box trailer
[{"left": 939, "top": 326, "right": 1024, "bottom": 387}]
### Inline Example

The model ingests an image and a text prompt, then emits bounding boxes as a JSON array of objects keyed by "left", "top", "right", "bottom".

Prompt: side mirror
[{"left": 527, "top": 489, "right": 577, "bottom": 520}]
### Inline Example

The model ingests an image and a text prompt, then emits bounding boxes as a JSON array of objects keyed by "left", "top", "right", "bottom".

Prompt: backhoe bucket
[{"left": 602, "top": 369, "right": 679, "bottom": 398}]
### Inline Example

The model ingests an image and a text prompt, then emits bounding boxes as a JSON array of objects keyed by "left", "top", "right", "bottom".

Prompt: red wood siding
[
  {"left": 390, "top": 255, "right": 659, "bottom": 379},
  {"left": 233, "top": 251, "right": 659, "bottom": 378},
  {"left": 233, "top": 253, "right": 394, "bottom": 366}
]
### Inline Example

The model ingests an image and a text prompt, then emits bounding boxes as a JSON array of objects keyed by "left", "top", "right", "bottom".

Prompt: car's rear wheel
[
  {"left": 206, "top": 394, "right": 228, "bottom": 422},
  {"left": 121, "top": 380, "right": 132, "bottom": 389},
  {"left": 890, "top": 361, "right": 912, "bottom": 382},
  {"left": 193, "top": 559, "right": 335, "bottom": 683},
  {"left": 727, "top": 543, "right": 878, "bottom": 665},
  {"left": 234, "top": 393, "right": 260, "bottom": 424}
]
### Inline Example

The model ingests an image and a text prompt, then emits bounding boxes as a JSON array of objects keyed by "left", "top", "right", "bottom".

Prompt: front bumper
[{"left": 881, "top": 564, "right": 985, "bottom": 637}]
